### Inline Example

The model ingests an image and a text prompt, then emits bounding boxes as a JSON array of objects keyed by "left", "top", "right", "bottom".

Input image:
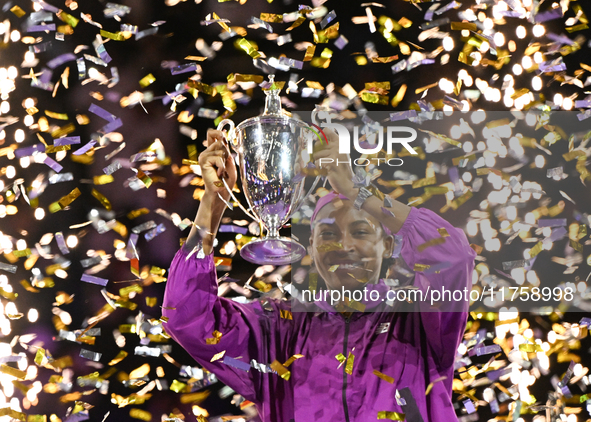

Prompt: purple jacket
[{"left": 162, "top": 207, "right": 476, "bottom": 422}]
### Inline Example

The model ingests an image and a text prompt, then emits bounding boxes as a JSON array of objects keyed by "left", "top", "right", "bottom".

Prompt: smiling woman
[
  {"left": 309, "top": 192, "right": 394, "bottom": 292},
  {"left": 162, "top": 128, "right": 477, "bottom": 422}
]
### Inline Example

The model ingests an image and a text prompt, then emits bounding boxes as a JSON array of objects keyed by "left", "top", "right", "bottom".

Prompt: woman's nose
[{"left": 340, "top": 232, "right": 357, "bottom": 252}]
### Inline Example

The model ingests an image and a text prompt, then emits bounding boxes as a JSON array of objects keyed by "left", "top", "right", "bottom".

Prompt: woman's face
[{"left": 309, "top": 199, "right": 393, "bottom": 292}]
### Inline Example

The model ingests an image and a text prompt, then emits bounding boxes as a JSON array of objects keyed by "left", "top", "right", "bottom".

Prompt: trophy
[{"left": 216, "top": 76, "right": 319, "bottom": 265}]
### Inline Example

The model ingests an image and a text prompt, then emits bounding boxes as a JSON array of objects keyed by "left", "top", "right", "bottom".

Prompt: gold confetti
[
  {"left": 139, "top": 73, "right": 156, "bottom": 88},
  {"left": 187, "top": 80, "right": 217, "bottom": 96},
  {"left": 180, "top": 391, "right": 210, "bottom": 404},
  {"left": 361, "top": 91, "right": 389, "bottom": 105},
  {"left": 0, "top": 364, "right": 26, "bottom": 380},
  {"left": 91, "top": 188, "right": 112, "bottom": 210},
  {"left": 377, "top": 411, "right": 405, "bottom": 420},
  {"left": 129, "top": 409, "right": 152, "bottom": 421},
  {"left": 519, "top": 343, "right": 543, "bottom": 352},
  {"left": 283, "top": 354, "right": 304, "bottom": 367},
  {"left": 129, "top": 363, "right": 151, "bottom": 379},
  {"left": 280, "top": 310, "right": 293, "bottom": 320},
  {"left": 10, "top": 5, "right": 26, "bottom": 17},
  {"left": 286, "top": 15, "right": 306, "bottom": 31},
  {"left": 108, "top": 351, "right": 128, "bottom": 366},
  {"left": 413, "top": 263, "right": 431, "bottom": 272},
  {"left": 45, "top": 145, "right": 71, "bottom": 154},
  {"left": 373, "top": 369, "right": 395, "bottom": 384},
  {"left": 260, "top": 13, "right": 283, "bottom": 23},
  {"left": 451, "top": 22, "right": 477, "bottom": 31},
  {"left": 417, "top": 237, "right": 446, "bottom": 252},
  {"left": 57, "top": 10, "right": 79, "bottom": 27},
  {"left": 269, "top": 360, "right": 291, "bottom": 380},
  {"left": 317, "top": 242, "right": 343, "bottom": 253},
  {"left": 100, "top": 30, "right": 126, "bottom": 41},
  {"left": 49, "top": 188, "right": 81, "bottom": 213},
  {"left": 210, "top": 351, "right": 226, "bottom": 362},
  {"left": 205, "top": 330, "right": 223, "bottom": 345},
  {"left": 391, "top": 84, "right": 406, "bottom": 107},
  {"left": 425, "top": 375, "right": 447, "bottom": 395},
  {"left": 235, "top": 38, "right": 261, "bottom": 59},
  {"left": 170, "top": 379, "right": 187, "bottom": 393},
  {"left": 45, "top": 110, "right": 69, "bottom": 120}
]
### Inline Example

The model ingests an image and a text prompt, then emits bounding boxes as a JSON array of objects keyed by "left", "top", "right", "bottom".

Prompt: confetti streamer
[{"left": 81, "top": 274, "right": 109, "bottom": 287}]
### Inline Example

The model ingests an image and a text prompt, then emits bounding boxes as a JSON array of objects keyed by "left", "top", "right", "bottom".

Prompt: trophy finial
[{"left": 263, "top": 74, "right": 283, "bottom": 116}]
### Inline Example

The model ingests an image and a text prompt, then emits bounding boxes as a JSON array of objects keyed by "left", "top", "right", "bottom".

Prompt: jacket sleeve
[
  {"left": 162, "top": 248, "right": 267, "bottom": 402},
  {"left": 397, "top": 207, "right": 477, "bottom": 370}
]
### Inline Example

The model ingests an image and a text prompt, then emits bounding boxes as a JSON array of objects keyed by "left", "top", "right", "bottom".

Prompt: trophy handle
[{"left": 216, "top": 119, "right": 240, "bottom": 150}]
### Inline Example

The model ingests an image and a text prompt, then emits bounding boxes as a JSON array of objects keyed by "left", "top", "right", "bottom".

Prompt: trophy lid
[
  {"left": 262, "top": 75, "right": 284, "bottom": 116},
  {"left": 235, "top": 75, "right": 308, "bottom": 132}
]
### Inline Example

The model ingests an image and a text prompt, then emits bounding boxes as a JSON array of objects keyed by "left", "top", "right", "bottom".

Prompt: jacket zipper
[{"left": 342, "top": 316, "right": 351, "bottom": 422}]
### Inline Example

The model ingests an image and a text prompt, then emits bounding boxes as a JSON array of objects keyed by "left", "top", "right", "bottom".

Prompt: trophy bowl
[{"left": 217, "top": 77, "right": 319, "bottom": 265}]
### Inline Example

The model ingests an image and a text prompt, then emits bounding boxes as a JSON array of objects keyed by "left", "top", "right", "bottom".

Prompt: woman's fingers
[{"left": 207, "top": 129, "right": 225, "bottom": 144}]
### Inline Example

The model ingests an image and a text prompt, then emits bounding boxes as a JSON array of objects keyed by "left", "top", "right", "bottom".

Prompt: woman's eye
[
  {"left": 354, "top": 231, "right": 369, "bottom": 235},
  {"left": 320, "top": 231, "right": 334, "bottom": 236}
]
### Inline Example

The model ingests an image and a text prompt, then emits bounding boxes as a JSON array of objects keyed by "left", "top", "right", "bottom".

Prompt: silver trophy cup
[{"left": 217, "top": 76, "right": 319, "bottom": 265}]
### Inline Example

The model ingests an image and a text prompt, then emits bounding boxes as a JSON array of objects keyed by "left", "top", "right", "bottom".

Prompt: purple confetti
[
  {"left": 15, "top": 144, "right": 46, "bottom": 158},
  {"left": 145, "top": 223, "right": 166, "bottom": 241},
  {"left": 100, "top": 118, "right": 123, "bottom": 133},
  {"left": 73, "top": 140, "right": 96, "bottom": 155},
  {"left": 53, "top": 136, "right": 81, "bottom": 146},
  {"left": 575, "top": 100, "right": 591, "bottom": 108},
  {"left": 468, "top": 344, "right": 502, "bottom": 357},
  {"left": 534, "top": 8, "right": 563, "bottom": 23},
  {"left": 218, "top": 225, "right": 249, "bottom": 234},
  {"left": 390, "top": 110, "right": 417, "bottom": 122},
  {"left": 92, "top": 36, "right": 112, "bottom": 64},
  {"left": 580, "top": 317, "right": 591, "bottom": 327},
  {"left": 548, "top": 226, "right": 567, "bottom": 242},
  {"left": 381, "top": 207, "right": 396, "bottom": 218},
  {"left": 171, "top": 63, "right": 198, "bottom": 75},
  {"left": 126, "top": 233, "right": 139, "bottom": 260},
  {"left": 334, "top": 35, "right": 348, "bottom": 50},
  {"left": 27, "top": 24, "right": 56, "bottom": 32},
  {"left": 546, "top": 33, "right": 576, "bottom": 46},
  {"left": 463, "top": 400, "right": 476, "bottom": 414},
  {"left": 44, "top": 156, "right": 63, "bottom": 173},
  {"left": 64, "top": 410, "right": 89, "bottom": 422},
  {"left": 537, "top": 218, "right": 567, "bottom": 227},
  {"left": 320, "top": 10, "right": 336, "bottom": 29},
  {"left": 222, "top": 356, "right": 251, "bottom": 372},
  {"left": 89, "top": 103, "right": 117, "bottom": 121},
  {"left": 81, "top": 274, "right": 109, "bottom": 286},
  {"left": 39, "top": 68, "right": 53, "bottom": 84},
  {"left": 55, "top": 232, "right": 70, "bottom": 255},
  {"left": 47, "top": 53, "right": 77, "bottom": 69},
  {"left": 424, "top": 261, "right": 452, "bottom": 274}
]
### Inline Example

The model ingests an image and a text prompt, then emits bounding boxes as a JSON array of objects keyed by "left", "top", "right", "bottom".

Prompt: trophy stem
[{"left": 265, "top": 214, "right": 280, "bottom": 239}]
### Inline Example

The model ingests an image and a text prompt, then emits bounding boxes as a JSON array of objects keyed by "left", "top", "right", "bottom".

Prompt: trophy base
[{"left": 240, "top": 237, "right": 306, "bottom": 265}]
